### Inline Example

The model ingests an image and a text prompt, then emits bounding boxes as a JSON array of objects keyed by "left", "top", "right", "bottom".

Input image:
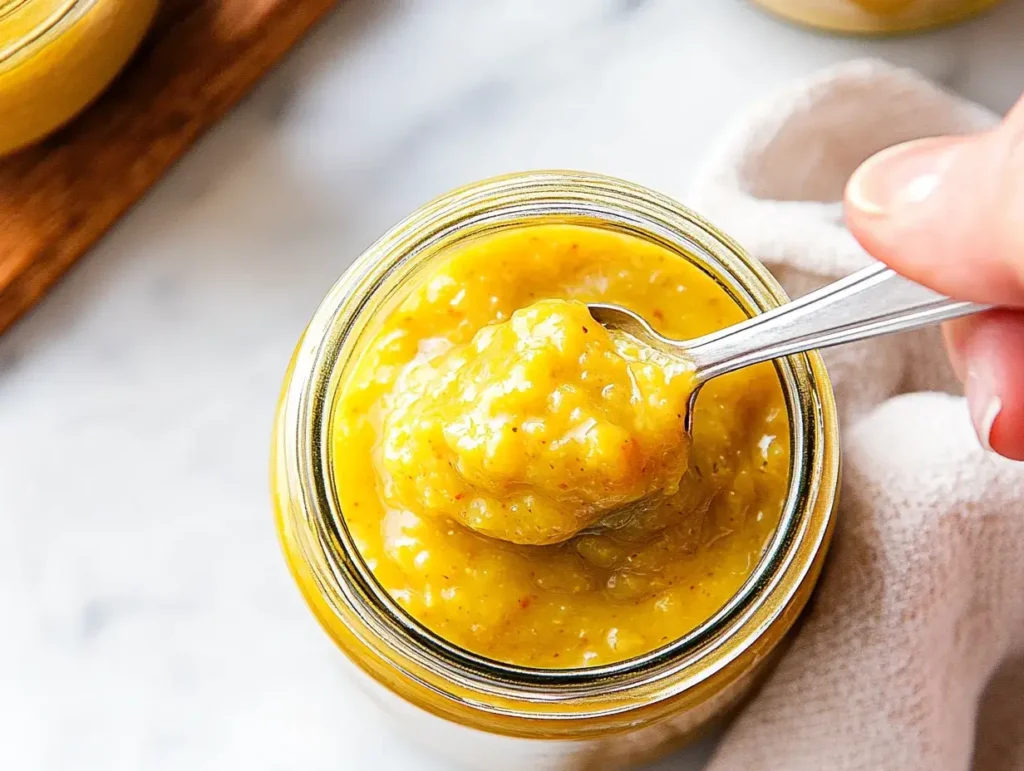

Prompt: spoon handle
[{"left": 687, "top": 263, "right": 988, "bottom": 383}]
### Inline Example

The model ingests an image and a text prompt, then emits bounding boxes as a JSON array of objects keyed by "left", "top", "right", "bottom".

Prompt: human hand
[{"left": 845, "top": 95, "right": 1024, "bottom": 461}]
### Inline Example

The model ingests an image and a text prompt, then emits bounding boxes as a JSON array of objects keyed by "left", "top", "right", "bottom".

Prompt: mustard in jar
[
  {"left": 752, "top": 0, "right": 1003, "bottom": 34},
  {"left": 333, "top": 224, "right": 791, "bottom": 668},
  {"left": 0, "top": 0, "right": 157, "bottom": 155}
]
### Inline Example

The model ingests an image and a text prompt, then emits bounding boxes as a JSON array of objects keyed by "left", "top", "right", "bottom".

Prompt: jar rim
[
  {"left": 274, "top": 171, "right": 840, "bottom": 734},
  {"left": 1, "top": 0, "right": 94, "bottom": 67}
]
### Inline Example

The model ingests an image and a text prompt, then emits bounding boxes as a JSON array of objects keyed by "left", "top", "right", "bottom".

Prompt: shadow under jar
[{"left": 271, "top": 172, "right": 841, "bottom": 770}]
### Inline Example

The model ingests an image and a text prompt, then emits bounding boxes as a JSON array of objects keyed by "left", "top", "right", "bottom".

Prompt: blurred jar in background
[
  {"left": 753, "top": 0, "right": 1003, "bottom": 33},
  {"left": 0, "top": 0, "right": 158, "bottom": 156}
]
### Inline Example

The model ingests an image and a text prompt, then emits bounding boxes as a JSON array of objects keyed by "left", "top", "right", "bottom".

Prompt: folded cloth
[{"left": 687, "top": 59, "right": 1024, "bottom": 771}]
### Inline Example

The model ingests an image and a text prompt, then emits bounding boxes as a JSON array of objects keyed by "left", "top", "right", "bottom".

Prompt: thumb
[
  {"left": 845, "top": 97, "right": 1024, "bottom": 461},
  {"left": 845, "top": 97, "right": 1024, "bottom": 306}
]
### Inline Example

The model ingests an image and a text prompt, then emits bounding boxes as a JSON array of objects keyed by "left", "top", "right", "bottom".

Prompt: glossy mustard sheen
[
  {"left": 273, "top": 173, "right": 840, "bottom": 769},
  {"left": 0, "top": 0, "right": 157, "bottom": 155},
  {"left": 334, "top": 225, "right": 791, "bottom": 668},
  {"left": 752, "top": 0, "right": 1003, "bottom": 33}
]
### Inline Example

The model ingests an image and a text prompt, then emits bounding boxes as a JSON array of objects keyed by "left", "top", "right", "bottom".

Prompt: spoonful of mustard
[{"left": 558, "top": 263, "right": 986, "bottom": 543}]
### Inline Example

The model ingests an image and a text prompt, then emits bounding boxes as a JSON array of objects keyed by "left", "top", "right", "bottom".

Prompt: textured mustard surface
[
  {"left": 333, "top": 225, "right": 789, "bottom": 667},
  {"left": 379, "top": 298, "right": 697, "bottom": 545}
]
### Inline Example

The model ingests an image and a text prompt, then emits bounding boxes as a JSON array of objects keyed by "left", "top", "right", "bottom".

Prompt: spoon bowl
[{"left": 588, "top": 302, "right": 704, "bottom": 436}]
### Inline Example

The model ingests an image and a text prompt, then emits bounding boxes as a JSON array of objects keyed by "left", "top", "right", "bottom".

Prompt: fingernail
[
  {"left": 847, "top": 138, "right": 960, "bottom": 217},
  {"left": 965, "top": 367, "right": 1002, "bottom": 453},
  {"left": 942, "top": 317, "right": 978, "bottom": 383}
]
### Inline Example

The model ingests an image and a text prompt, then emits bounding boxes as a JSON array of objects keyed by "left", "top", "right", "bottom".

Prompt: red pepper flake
[
  {"left": 518, "top": 596, "right": 532, "bottom": 609},
  {"left": 454, "top": 493, "right": 464, "bottom": 501},
  {"left": 653, "top": 309, "right": 664, "bottom": 322},
  {"left": 582, "top": 326, "right": 589, "bottom": 334}
]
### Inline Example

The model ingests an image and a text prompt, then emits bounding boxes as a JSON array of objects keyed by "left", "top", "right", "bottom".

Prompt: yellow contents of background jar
[
  {"left": 752, "top": 0, "right": 1003, "bottom": 34},
  {"left": 0, "top": 0, "right": 158, "bottom": 155},
  {"left": 333, "top": 224, "right": 790, "bottom": 668}
]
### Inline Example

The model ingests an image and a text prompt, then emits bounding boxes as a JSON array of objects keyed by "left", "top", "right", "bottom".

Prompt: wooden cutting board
[{"left": 0, "top": 0, "right": 338, "bottom": 335}]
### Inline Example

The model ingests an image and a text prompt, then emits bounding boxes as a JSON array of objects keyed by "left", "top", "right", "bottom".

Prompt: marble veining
[{"left": 1, "top": 1, "right": 1022, "bottom": 769}]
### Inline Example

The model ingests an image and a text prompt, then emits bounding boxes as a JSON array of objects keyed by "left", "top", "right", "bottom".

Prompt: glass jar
[
  {"left": 752, "top": 0, "right": 1003, "bottom": 33},
  {"left": 0, "top": 0, "right": 158, "bottom": 155},
  {"left": 272, "top": 172, "right": 841, "bottom": 770}
]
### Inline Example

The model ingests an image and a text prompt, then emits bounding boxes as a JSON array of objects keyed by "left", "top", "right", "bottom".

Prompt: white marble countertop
[{"left": 2, "top": 1, "right": 1023, "bottom": 769}]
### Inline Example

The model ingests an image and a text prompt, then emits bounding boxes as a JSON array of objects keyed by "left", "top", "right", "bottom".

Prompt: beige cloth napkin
[{"left": 687, "top": 59, "right": 1024, "bottom": 771}]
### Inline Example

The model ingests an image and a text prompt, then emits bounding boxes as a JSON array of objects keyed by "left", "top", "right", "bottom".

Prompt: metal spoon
[{"left": 589, "top": 262, "right": 988, "bottom": 436}]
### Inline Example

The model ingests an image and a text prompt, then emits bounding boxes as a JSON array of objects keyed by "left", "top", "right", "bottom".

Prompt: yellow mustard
[
  {"left": 333, "top": 224, "right": 791, "bottom": 668},
  {"left": 752, "top": 0, "right": 1003, "bottom": 33},
  {"left": 377, "top": 297, "right": 697, "bottom": 546},
  {"left": 0, "top": 0, "right": 157, "bottom": 155}
]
